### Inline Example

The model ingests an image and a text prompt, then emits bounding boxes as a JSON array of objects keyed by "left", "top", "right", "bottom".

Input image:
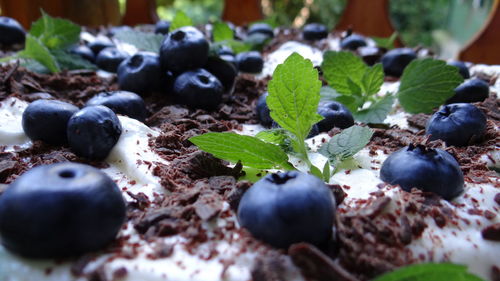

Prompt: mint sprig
[
  {"left": 210, "top": 21, "right": 253, "bottom": 54},
  {"left": 113, "top": 30, "right": 163, "bottom": 53},
  {"left": 213, "top": 21, "right": 234, "bottom": 42},
  {"left": 397, "top": 58, "right": 464, "bottom": 114},
  {"left": 374, "top": 263, "right": 484, "bottom": 281},
  {"left": 170, "top": 10, "right": 193, "bottom": 31},
  {"left": 372, "top": 32, "right": 398, "bottom": 50},
  {"left": 30, "top": 10, "right": 80, "bottom": 50}
]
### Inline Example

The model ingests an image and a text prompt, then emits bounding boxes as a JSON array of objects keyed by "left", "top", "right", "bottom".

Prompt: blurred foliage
[{"left": 156, "top": 0, "right": 222, "bottom": 25}]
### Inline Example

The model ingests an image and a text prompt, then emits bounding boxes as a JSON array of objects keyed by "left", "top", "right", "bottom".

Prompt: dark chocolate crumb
[{"left": 482, "top": 223, "right": 500, "bottom": 241}]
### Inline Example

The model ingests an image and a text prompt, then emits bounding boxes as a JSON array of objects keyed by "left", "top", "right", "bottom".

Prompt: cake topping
[
  {"left": 172, "top": 68, "right": 224, "bottom": 110},
  {"left": 381, "top": 48, "right": 417, "bottom": 77},
  {"left": 302, "top": 23, "right": 328, "bottom": 41},
  {"left": 0, "top": 16, "right": 26, "bottom": 46},
  {"left": 447, "top": 78, "right": 490, "bottom": 104},
  {"left": 447, "top": 60, "right": 470, "bottom": 79},
  {"left": 85, "top": 90, "right": 148, "bottom": 122}
]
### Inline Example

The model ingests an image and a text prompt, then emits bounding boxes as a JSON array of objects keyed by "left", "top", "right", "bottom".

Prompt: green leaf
[
  {"left": 322, "top": 161, "right": 331, "bottom": 181},
  {"left": 321, "top": 51, "right": 367, "bottom": 95},
  {"left": 354, "top": 94, "right": 395, "bottom": 124},
  {"left": 319, "top": 125, "right": 373, "bottom": 163},
  {"left": 30, "top": 10, "right": 80, "bottom": 50},
  {"left": 19, "top": 35, "right": 60, "bottom": 73},
  {"left": 267, "top": 52, "right": 323, "bottom": 142},
  {"left": 397, "top": 58, "right": 464, "bottom": 114},
  {"left": 372, "top": 32, "right": 398, "bottom": 50},
  {"left": 320, "top": 86, "right": 342, "bottom": 102},
  {"left": 189, "top": 132, "right": 294, "bottom": 170},
  {"left": 20, "top": 59, "right": 50, "bottom": 74},
  {"left": 170, "top": 10, "right": 193, "bottom": 31},
  {"left": 256, "top": 129, "right": 288, "bottom": 145},
  {"left": 51, "top": 50, "right": 97, "bottom": 71},
  {"left": 213, "top": 21, "right": 234, "bottom": 42},
  {"left": 362, "top": 63, "right": 384, "bottom": 95},
  {"left": 113, "top": 30, "right": 164, "bottom": 53},
  {"left": 373, "top": 263, "right": 484, "bottom": 281}
]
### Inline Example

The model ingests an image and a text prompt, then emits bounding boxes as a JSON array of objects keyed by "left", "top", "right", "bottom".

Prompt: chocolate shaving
[{"left": 482, "top": 223, "right": 500, "bottom": 241}]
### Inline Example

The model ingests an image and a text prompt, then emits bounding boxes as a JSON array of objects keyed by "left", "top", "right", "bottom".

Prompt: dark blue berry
[
  {"left": 302, "top": 23, "right": 328, "bottom": 41},
  {"left": 118, "top": 52, "right": 170, "bottom": 95},
  {"left": 0, "top": 16, "right": 25, "bottom": 46},
  {"left": 86, "top": 91, "right": 147, "bottom": 122},
  {"left": 236, "top": 51, "right": 263, "bottom": 73},
  {"left": 204, "top": 56, "right": 237, "bottom": 93},
  {"left": 88, "top": 38, "right": 114, "bottom": 56},
  {"left": 248, "top": 23, "right": 274, "bottom": 38},
  {"left": 22, "top": 99, "right": 79, "bottom": 145},
  {"left": 154, "top": 20, "right": 170, "bottom": 35},
  {"left": 316, "top": 101, "right": 354, "bottom": 132},
  {"left": 237, "top": 171, "right": 335, "bottom": 248},
  {"left": 173, "top": 68, "right": 224, "bottom": 110},
  {"left": 96, "top": 47, "right": 129, "bottom": 73},
  {"left": 159, "top": 26, "right": 209, "bottom": 73},
  {"left": 357, "top": 46, "right": 383, "bottom": 66},
  {"left": 256, "top": 92, "right": 272, "bottom": 127},
  {"left": 381, "top": 48, "right": 417, "bottom": 77},
  {"left": 67, "top": 105, "right": 122, "bottom": 160},
  {"left": 446, "top": 78, "right": 489, "bottom": 104},
  {"left": 340, "top": 34, "right": 367, "bottom": 50},
  {"left": 70, "top": 45, "right": 95, "bottom": 63},
  {"left": 0, "top": 162, "right": 126, "bottom": 258},
  {"left": 426, "top": 103, "right": 487, "bottom": 147},
  {"left": 380, "top": 144, "right": 464, "bottom": 200},
  {"left": 447, "top": 61, "right": 470, "bottom": 79}
]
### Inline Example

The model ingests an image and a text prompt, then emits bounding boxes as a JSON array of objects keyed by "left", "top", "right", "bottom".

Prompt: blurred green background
[{"left": 122, "top": 0, "right": 494, "bottom": 58}]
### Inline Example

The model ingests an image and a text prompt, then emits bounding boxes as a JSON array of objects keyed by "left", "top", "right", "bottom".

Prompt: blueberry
[
  {"left": 159, "top": 26, "right": 209, "bottom": 74},
  {"left": 155, "top": 20, "right": 170, "bottom": 35},
  {"left": 204, "top": 56, "right": 237, "bottom": 93},
  {"left": 256, "top": 92, "right": 272, "bottom": 127},
  {"left": 357, "top": 46, "right": 383, "bottom": 66},
  {"left": 70, "top": 45, "right": 95, "bottom": 63},
  {"left": 340, "top": 34, "right": 367, "bottom": 51},
  {"left": 218, "top": 45, "right": 235, "bottom": 57},
  {"left": 67, "top": 105, "right": 122, "bottom": 160},
  {"left": 381, "top": 48, "right": 417, "bottom": 77},
  {"left": 446, "top": 78, "right": 489, "bottom": 104},
  {"left": 22, "top": 100, "right": 79, "bottom": 145},
  {"left": 447, "top": 61, "right": 470, "bottom": 79},
  {"left": 86, "top": 91, "right": 147, "bottom": 122},
  {"left": 380, "top": 144, "right": 464, "bottom": 200},
  {"left": 96, "top": 47, "right": 129, "bottom": 73},
  {"left": 236, "top": 51, "right": 263, "bottom": 73},
  {"left": 118, "top": 52, "right": 170, "bottom": 95},
  {"left": 0, "top": 16, "right": 26, "bottom": 46},
  {"left": 316, "top": 101, "right": 354, "bottom": 132},
  {"left": 302, "top": 23, "right": 328, "bottom": 41},
  {"left": 0, "top": 162, "right": 126, "bottom": 258},
  {"left": 426, "top": 103, "right": 487, "bottom": 147},
  {"left": 237, "top": 171, "right": 335, "bottom": 248},
  {"left": 248, "top": 23, "right": 274, "bottom": 38},
  {"left": 173, "top": 69, "right": 224, "bottom": 110},
  {"left": 307, "top": 124, "right": 320, "bottom": 138},
  {"left": 88, "top": 38, "right": 114, "bottom": 56}
]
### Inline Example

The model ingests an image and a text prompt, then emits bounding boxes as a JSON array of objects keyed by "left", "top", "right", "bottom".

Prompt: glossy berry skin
[
  {"left": 302, "top": 23, "right": 328, "bottom": 41},
  {"left": 88, "top": 38, "right": 114, "bottom": 56},
  {"left": 236, "top": 51, "right": 264, "bottom": 73},
  {"left": 204, "top": 56, "right": 237, "bottom": 92},
  {"left": 316, "top": 101, "right": 354, "bottom": 132},
  {"left": 381, "top": 48, "right": 417, "bottom": 77},
  {"left": 67, "top": 105, "right": 122, "bottom": 160},
  {"left": 22, "top": 99, "right": 79, "bottom": 145},
  {"left": 173, "top": 69, "right": 224, "bottom": 110},
  {"left": 86, "top": 91, "right": 147, "bottom": 122},
  {"left": 256, "top": 92, "right": 272, "bottom": 127},
  {"left": 70, "top": 45, "right": 95, "bottom": 63},
  {"left": 159, "top": 26, "right": 209, "bottom": 73},
  {"left": 248, "top": 23, "right": 274, "bottom": 38},
  {"left": 380, "top": 144, "right": 464, "bottom": 200},
  {"left": 237, "top": 171, "right": 335, "bottom": 248},
  {"left": 340, "top": 34, "right": 367, "bottom": 51},
  {"left": 446, "top": 78, "right": 489, "bottom": 104},
  {"left": 447, "top": 61, "right": 470, "bottom": 79},
  {"left": 96, "top": 47, "right": 129, "bottom": 73},
  {"left": 117, "top": 52, "right": 169, "bottom": 95},
  {"left": 0, "top": 162, "right": 126, "bottom": 258},
  {"left": 154, "top": 20, "right": 170, "bottom": 35},
  {"left": 0, "top": 16, "right": 26, "bottom": 45},
  {"left": 357, "top": 46, "right": 383, "bottom": 66},
  {"left": 426, "top": 103, "right": 487, "bottom": 147}
]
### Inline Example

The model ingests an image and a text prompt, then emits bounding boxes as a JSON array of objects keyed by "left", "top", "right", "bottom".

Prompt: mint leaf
[
  {"left": 51, "top": 50, "right": 97, "bottom": 70},
  {"left": 397, "top": 58, "right": 464, "bottom": 114},
  {"left": 189, "top": 132, "right": 293, "bottom": 170},
  {"left": 267, "top": 52, "right": 323, "bottom": 141},
  {"left": 19, "top": 35, "right": 60, "bottom": 73},
  {"left": 319, "top": 125, "right": 373, "bottom": 164},
  {"left": 373, "top": 263, "right": 484, "bottom": 281},
  {"left": 213, "top": 21, "right": 234, "bottom": 42},
  {"left": 372, "top": 32, "right": 398, "bottom": 50},
  {"left": 256, "top": 129, "right": 294, "bottom": 153},
  {"left": 113, "top": 30, "right": 163, "bottom": 53},
  {"left": 320, "top": 86, "right": 342, "bottom": 102},
  {"left": 321, "top": 51, "right": 367, "bottom": 95},
  {"left": 170, "top": 10, "right": 193, "bottom": 31},
  {"left": 30, "top": 11, "right": 80, "bottom": 50},
  {"left": 354, "top": 94, "right": 395, "bottom": 124},
  {"left": 362, "top": 63, "right": 384, "bottom": 95}
]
